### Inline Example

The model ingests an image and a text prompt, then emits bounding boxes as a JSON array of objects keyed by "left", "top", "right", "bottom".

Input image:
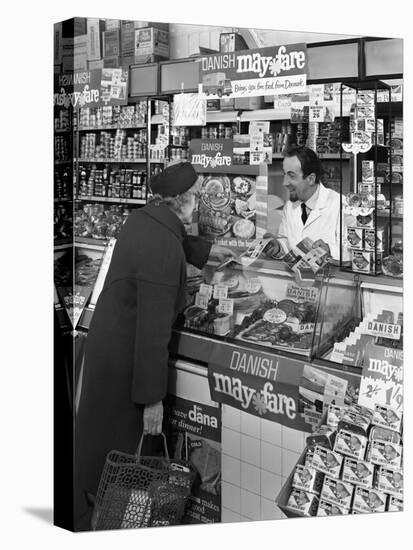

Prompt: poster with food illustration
[{"left": 197, "top": 174, "right": 256, "bottom": 247}]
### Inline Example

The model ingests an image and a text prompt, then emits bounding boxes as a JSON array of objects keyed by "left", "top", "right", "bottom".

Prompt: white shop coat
[{"left": 278, "top": 183, "right": 354, "bottom": 261}]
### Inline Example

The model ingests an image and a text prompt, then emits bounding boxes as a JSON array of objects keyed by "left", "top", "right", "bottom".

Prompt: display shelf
[
  {"left": 376, "top": 212, "right": 403, "bottom": 221},
  {"left": 54, "top": 197, "right": 72, "bottom": 203},
  {"left": 54, "top": 160, "right": 71, "bottom": 165},
  {"left": 54, "top": 239, "right": 72, "bottom": 251},
  {"left": 193, "top": 163, "right": 262, "bottom": 175},
  {"left": 272, "top": 152, "right": 351, "bottom": 160},
  {"left": 77, "top": 158, "right": 148, "bottom": 163},
  {"left": 76, "top": 196, "right": 146, "bottom": 205},
  {"left": 74, "top": 236, "right": 108, "bottom": 249},
  {"left": 150, "top": 114, "right": 166, "bottom": 124},
  {"left": 78, "top": 123, "right": 146, "bottom": 131},
  {"left": 55, "top": 128, "right": 71, "bottom": 134}
]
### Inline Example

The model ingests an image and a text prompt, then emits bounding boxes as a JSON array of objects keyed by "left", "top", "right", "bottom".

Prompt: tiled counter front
[{"left": 221, "top": 404, "right": 307, "bottom": 523}]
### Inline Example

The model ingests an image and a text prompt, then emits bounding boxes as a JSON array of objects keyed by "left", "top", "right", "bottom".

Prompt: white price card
[
  {"left": 246, "top": 278, "right": 261, "bottom": 294},
  {"left": 199, "top": 283, "right": 213, "bottom": 299},
  {"left": 213, "top": 285, "right": 228, "bottom": 299},
  {"left": 195, "top": 292, "right": 209, "bottom": 310},
  {"left": 217, "top": 298, "right": 234, "bottom": 315}
]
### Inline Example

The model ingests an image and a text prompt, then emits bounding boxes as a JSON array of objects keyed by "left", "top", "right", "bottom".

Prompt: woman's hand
[
  {"left": 209, "top": 244, "right": 236, "bottom": 262},
  {"left": 143, "top": 401, "right": 163, "bottom": 435}
]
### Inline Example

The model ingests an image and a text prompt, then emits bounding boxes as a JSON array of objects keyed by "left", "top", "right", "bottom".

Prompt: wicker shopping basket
[{"left": 92, "top": 433, "right": 195, "bottom": 530}]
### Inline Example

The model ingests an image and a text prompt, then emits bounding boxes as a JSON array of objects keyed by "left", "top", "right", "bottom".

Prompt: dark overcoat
[{"left": 74, "top": 201, "right": 210, "bottom": 528}]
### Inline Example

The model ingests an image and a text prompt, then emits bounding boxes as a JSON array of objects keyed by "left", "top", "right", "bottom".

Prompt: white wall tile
[
  {"left": 240, "top": 411, "right": 261, "bottom": 439},
  {"left": 241, "top": 489, "right": 261, "bottom": 521},
  {"left": 222, "top": 507, "right": 241, "bottom": 524},
  {"left": 222, "top": 404, "right": 241, "bottom": 432},
  {"left": 261, "top": 440, "right": 282, "bottom": 475},
  {"left": 260, "top": 469, "right": 283, "bottom": 501},
  {"left": 282, "top": 426, "right": 306, "bottom": 454},
  {"left": 222, "top": 481, "right": 241, "bottom": 514},
  {"left": 241, "top": 462, "right": 261, "bottom": 495},
  {"left": 261, "top": 418, "right": 282, "bottom": 446},
  {"left": 240, "top": 434, "right": 261, "bottom": 467},
  {"left": 222, "top": 427, "right": 241, "bottom": 458},
  {"left": 261, "top": 497, "right": 282, "bottom": 521},
  {"left": 282, "top": 448, "right": 300, "bottom": 478},
  {"left": 222, "top": 454, "right": 241, "bottom": 486}
]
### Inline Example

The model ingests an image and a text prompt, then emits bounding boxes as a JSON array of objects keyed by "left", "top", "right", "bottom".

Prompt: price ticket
[
  {"left": 213, "top": 285, "right": 228, "bottom": 299},
  {"left": 195, "top": 292, "right": 209, "bottom": 310},
  {"left": 217, "top": 298, "right": 234, "bottom": 315}
]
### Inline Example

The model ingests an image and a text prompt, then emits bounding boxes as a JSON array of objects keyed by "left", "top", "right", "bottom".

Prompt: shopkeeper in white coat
[{"left": 272, "top": 145, "right": 353, "bottom": 261}]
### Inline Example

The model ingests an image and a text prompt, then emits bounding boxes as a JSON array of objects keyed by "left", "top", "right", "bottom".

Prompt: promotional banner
[
  {"left": 54, "top": 68, "right": 128, "bottom": 107},
  {"left": 165, "top": 396, "right": 221, "bottom": 524},
  {"left": 208, "top": 343, "right": 361, "bottom": 432},
  {"left": 358, "top": 344, "right": 403, "bottom": 412},
  {"left": 189, "top": 139, "right": 233, "bottom": 170},
  {"left": 173, "top": 93, "right": 207, "bottom": 126},
  {"left": 199, "top": 44, "right": 307, "bottom": 98}
]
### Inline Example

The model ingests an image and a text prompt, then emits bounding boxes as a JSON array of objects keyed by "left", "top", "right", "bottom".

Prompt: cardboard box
[
  {"left": 88, "top": 59, "right": 104, "bottom": 70},
  {"left": 291, "top": 465, "right": 324, "bottom": 495},
  {"left": 364, "top": 229, "right": 384, "bottom": 252},
  {"left": 346, "top": 227, "right": 364, "bottom": 250},
  {"left": 219, "top": 32, "right": 248, "bottom": 52},
  {"left": 235, "top": 96, "right": 264, "bottom": 110},
  {"left": 372, "top": 404, "right": 402, "bottom": 433},
  {"left": 285, "top": 489, "right": 319, "bottom": 517},
  {"left": 87, "top": 18, "right": 104, "bottom": 61},
  {"left": 120, "top": 21, "right": 136, "bottom": 57},
  {"left": 388, "top": 495, "right": 403, "bottom": 512},
  {"left": 148, "top": 21, "right": 169, "bottom": 31},
  {"left": 353, "top": 487, "right": 387, "bottom": 513},
  {"left": 320, "top": 476, "right": 354, "bottom": 509},
  {"left": 311, "top": 445, "right": 343, "bottom": 479},
  {"left": 121, "top": 55, "right": 135, "bottom": 70},
  {"left": 103, "top": 29, "right": 121, "bottom": 58},
  {"left": 367, "top": 440, "right": 402, "bottom": 469},
  {"left": 103, "top": 56, "right": 121, "bottom": 68},
  {"left": 376, "top": 466, "right": 403, "bottom": 497},
  {"left": 74, "top": 17, "right": 87, "bottom": 36},
  {"left": 135, "top": 27, "right": 169, "bottom": 59},
  {"left": 54, "top": 22, "right": 63, "bottom": 64},
  {"left": 317, "top": 498, "right": 350, "bottom": 516},
  {"left": 342, "top": 457, "right": 374, "bottom": 488},
  {"left": 334, "top": 430, "right": 367, "bottom": 461},
  {"left": 106, "top": 19, "right": 120, "bottom": 30},
  {"left": 54, "top": 64, "right": 62, "bottom": 75}
]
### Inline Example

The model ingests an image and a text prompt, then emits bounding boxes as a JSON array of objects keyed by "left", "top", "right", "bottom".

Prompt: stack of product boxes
[
  {"left": 329, "top": 307, "right": 403, "bottom": 367},
  {"left": 347, "top": 159, "right": 385, "bottom": 274},
  {"left": 54, "top": 18, "right": 169, "bottom": 74},
  {"left": 281, "top": 402, "right": 403, "bottom": 516}
]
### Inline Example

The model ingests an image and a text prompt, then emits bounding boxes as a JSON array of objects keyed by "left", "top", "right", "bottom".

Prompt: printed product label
[
  {"left": 342, "top": 457, "right": 374, "bottom": 488},
  {"left": 320, "top": 477, "right": 354, "bottom": 509},
  {"left": 311, "top": 446, "right": 343, "bottom": 479},
  {"left": 353, "top": 487, "right": 387, "bottom": 513},
  {"left": 333, "top": 430, "right": 367, "bottom": 460}
]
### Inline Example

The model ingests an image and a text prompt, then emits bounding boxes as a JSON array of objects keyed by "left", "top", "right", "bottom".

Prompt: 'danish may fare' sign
[{"left": 199, "top": 43, "right": 307, "bottom": 99}]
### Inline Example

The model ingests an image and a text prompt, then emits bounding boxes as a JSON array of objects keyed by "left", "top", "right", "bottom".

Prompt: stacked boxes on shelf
[
  {"left": 277, "top": 402, "right": 403, "bottom": 516},
  {"left": 79, "top": 103, "right": 147, "bottom": 128},
  {"left": 79, "top": 130, "right": 147, "bottom": 161},
  {"left": 78, "top": 165, "right": 147, "bottom": 200}
]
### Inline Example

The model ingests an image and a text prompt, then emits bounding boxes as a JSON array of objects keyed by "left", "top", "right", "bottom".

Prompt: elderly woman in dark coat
[{"left": 74, "top": 162, "right": 233, "bottom": 530}]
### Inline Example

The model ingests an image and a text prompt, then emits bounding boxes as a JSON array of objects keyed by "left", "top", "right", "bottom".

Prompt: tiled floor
[{"left": 221, "top": 404, "right": 307, "bottom": 522}]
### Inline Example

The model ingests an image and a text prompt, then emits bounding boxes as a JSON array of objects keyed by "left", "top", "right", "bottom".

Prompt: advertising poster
[
  {"left": 173, "top": 93, "right": 207, "bottom": 126},
  {"left": 199, "top": 44, "right": 307, "bottom": 98},
  {"left": 165, "top": 396, "right": 221, "bottom": 524},
  {"left": 208, "top": 343, "right": 360, "bottom": 432},
  {"left": 189, "top": 139, "right": 233, "bottom": 170},
  {"left": 100, "top": 68, "right": 128, "bottom": 105},
  {"left": 54, "top": 69, "right": 102, "bottom": 108}
]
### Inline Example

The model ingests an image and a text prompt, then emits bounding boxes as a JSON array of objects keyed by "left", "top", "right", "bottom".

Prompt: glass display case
[
  {"left": 176, "top": 259, "right": 359, "bottom": 361},
  {"left": 339, "top": 80, "right": 403, "bottom": 278}
]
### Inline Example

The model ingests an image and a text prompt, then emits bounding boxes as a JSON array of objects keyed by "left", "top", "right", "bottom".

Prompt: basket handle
[{"left": 136, "top": 432, "right": 170, "bottom": 460}]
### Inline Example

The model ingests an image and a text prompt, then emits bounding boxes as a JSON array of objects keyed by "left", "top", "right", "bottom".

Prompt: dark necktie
[{"left": 301, "top": 202, "right": 308, "bottom": 225}]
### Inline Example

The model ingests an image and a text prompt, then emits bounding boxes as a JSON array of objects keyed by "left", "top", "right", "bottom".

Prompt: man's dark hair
[{"left": 284, "top": 145, "right": 323, "bottom": 182}]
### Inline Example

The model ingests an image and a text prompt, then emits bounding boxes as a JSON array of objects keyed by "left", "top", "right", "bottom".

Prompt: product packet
[
  {"left": 286, "top": 489, "right": 319, "bottom": 516},
  {"left": 387, "top": 495, "right": 403, "bottom": 512},
  {"left": 327, "top": 404, "right": 346, "bottom": 428},
  {"left": 342, "top": 457, "right": 374, "bottom": 488},
  {"left": 369, "top": 426, "right": 401, "bottom": 445},
  {"left": 372, "top": 404, "right": 402, "bottom": 433},
  {"left": 311, "top": 445, "right": 343, "bottom": 479},
  {"left": 317, "top": 498, "right": 350, "bottom": 516},
  {"left": 376, "top": 466, "right": 403, "bottom": 497},
  {"left": 291, "top": 465, "right": 324, "bottom": 495},
  {"left": 306, "top": 425, "right": 336, "bottom": 450},
  {"left": 352, "top": 487, "right": 387, "bottom": 513},
  {"left": 334, "top": 430, "right": 368, "bottom": 460},
  {"left": 367, "top": 440, "right": 402, "bottom": 469},
  {"left": 346, "top": 227, "right": 364, "bottom": 250},
  {"left": 320, "top": 476, "right": 354, "bottom": 509}
]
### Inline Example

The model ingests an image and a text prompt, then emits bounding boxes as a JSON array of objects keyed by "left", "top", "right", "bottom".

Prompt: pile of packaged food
[
  {"left": 280, "top": 402, "right": 403, "bottom": 516},
  {"left": 74, "top": 204, "right": 131, "bottom": 240}
]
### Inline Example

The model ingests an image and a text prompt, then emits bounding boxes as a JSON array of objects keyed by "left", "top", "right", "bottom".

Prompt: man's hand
[
  {"left": 262, "top": 233, "right": 282, "bottom": 259},
  {"left": 312, "top": 239, "right": 331, "bottom": 257},
  {"left": 209, "top": 244, "right": 236, "bottom": 263},
  {"left": 143, "top": 401, "right": 163, "bottom": 435}
]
